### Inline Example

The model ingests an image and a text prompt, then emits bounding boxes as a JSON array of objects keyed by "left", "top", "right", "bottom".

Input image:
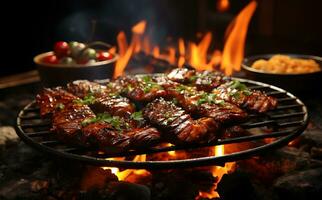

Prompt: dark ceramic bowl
[
  {"left": 242, "top": 54, "right": 322, "bottom": 95},
  {"left": 34, "top": 51, "right": 118, "bottom": 87}
]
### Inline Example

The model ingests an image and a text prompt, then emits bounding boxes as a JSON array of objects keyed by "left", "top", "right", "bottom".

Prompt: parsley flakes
[{"left": 74, "top": 93, "right": 96, "bottom": 105}]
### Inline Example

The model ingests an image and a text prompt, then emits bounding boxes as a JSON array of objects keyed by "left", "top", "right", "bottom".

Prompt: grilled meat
[
  {"left": 82, "top": 122, "right": 160, "bottom": 151},
  {"left": 143, "top": 98, "right": 220, "bottom": 144},
  {"left": 213, "top": 80, "right": 278, "bottom": 113},
  {"left": 192, "top": 70, "right": 230, "bottom": 92},
  {"left": 67, "top": 80, "right": 135, "bottom": 116},
  {"left": 36, "top": 67, "right": 278, "bottom": 151},
  {"left": 167, "top": 68, "right": 229, "bottom": 91},
  {"left": 167, "top": 68, "right": 195, "bottom": 83},
  {"left": 52, "top": 100, "right": 160, "bottom": 150},
  {"left": 36, "top": 87, "right": 77, "bottom": 117},
  {"left": 67, "top": 80, "right": 107, "bottom": 98},
  {"left": 51, "top": 103, "right": 95, "bottom": 144},
  {"left": 117, "top": 75, "right": 167, "bottom": 102},
  {"left": 91, "top": 94, "right": 135, "bottom": 116},
  {"left": 166, "top": 84, "right": 248, "bottom": 123}
]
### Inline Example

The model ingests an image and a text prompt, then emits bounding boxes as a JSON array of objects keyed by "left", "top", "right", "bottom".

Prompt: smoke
[{"left": 55, "top": 0, "right": 171, "bottom": 45}]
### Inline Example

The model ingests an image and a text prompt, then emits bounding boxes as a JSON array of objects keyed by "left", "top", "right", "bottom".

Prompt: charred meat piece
[
  {"left": 167, "top": 68, "right": 195, "bottom": 83},
  {"left": 143, "top": 98, "right": 220, "bottom": 144},
  {"left": 192, "top": 70, "right": 230, "bottom": 92},
  {"left": 67, "top": 80, "right": 135, "bottom": 116},
  {"left": 91, "top": 94, "right": 135, "bottom": 116},
  {"left": 118, "top": 75, "right": 167, "bottom": 102},
  {"left": 167, "top": 68, "right": 229, "bottom": 91},
  {"left": 51, "top": 103, "right": 95, "bottom": 144},
  {"left": 81, "top": 113, "right": 161, "bottom": 150},
  {"left": 213, "top": 80, "right": 278, "bottom": 113},
  {"left": 36, "top": 87, "right": 77, "bottom": 117},
  {"left": 52, "top": 104, "right": 161, "bottom": 151},
  {"left": 166, "top": 84, "right": 247, "bottom": 123},
  {"left": 82, "top": 122, "right": 131, "bottom": 150},
  {"left": 67, "top": 80, "right": 107, "bottom": 98}
]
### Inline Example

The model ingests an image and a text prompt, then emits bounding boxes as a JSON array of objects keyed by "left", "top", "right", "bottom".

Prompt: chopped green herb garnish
[
  {"left": 228, "top": 80, "right": 252, "bottom": 97},
  {"left": 131, "top": 111, "right": 144, "bottom": 121},
  {"left": 242, "top": 89, "right": 252, "bottom": 96},
  {"left": 197, "top": 92, "right": 224, "bottom": 106},
  {"left": 55, "top": 103, "right": 65, "bottom": 110},
  {"left": 175, "top": 85, "right": 187, "bottom": 93},
  {"left": 142, "top": 75, "right": 152, "bottom": 83},
  {"left": 171, "top": 98, "right": 179, "bottom": 105},
  {"left": 228, "top": 80, "right": 248, "bottom": 91},
  {"left": 189, "top": 75, "right": 198, "bottom": 82},
  {"left": 81, "top": 113, "right": 124, "bottom": 131},
  {"left": 140, "top": 77, "right": 162, "bottom": 93},
  {"left": 74, "top": 93, "right": 96, "bottom": 105},
  {"left": 107, "top": 82, "right": 114, "bottom": 89}
]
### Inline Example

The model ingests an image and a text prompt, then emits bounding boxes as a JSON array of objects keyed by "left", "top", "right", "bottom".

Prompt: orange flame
[
  {"left": 197, "top": 145, "right": 236, "bottom": 199},
  {"left": 113, "top": 2, "right": 256, "bottom": 76},
  {"left": 102, "top": 154, "right": 148, "bottom": 181},
  {"left": 220, "top": 1, "right": 257, "bottom": 75},
  {"left": 114, "top": 20, "right": 147, "bottom": 78},
  {"left": 217, "top": 0, "right": 230, "bottom": 12}
]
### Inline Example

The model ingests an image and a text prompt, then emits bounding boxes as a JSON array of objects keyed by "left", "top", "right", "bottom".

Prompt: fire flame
[
  {"left": 113, "top": 1, "right": 257, "bottom": 77},
  {"left": 114, "top": 21, "right": 147, "bottom": 78},
  {"left": 221, "top": 1, "right": 257, "bottom": 75},
  {"left": 102, "top": 154, "right": 148, "bottom": 181},
  {"left": 197, "top": 145, "right": 236, "bottom": 199}
]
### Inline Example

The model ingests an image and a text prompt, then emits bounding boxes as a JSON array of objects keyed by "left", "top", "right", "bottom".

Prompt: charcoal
[
  {"left": 273, "top": 168, "right": 322, "bottom": 200},
  {"left": 106, "top": 181, "right": 150, "bottom": 200},
  {"left": 217, "top": 171, "right": 256, "bottom": 200}
]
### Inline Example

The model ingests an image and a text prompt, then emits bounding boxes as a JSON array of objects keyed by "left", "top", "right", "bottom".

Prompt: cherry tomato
[
  {"left": 59, "top": 57, "right": 75, "bottom": 65},
  {"left": 81, "top": 48, "right": 96, "bottom": 60},
  {"left": 96, "top": 51, "right": 113, "bottom": 61},
  {"left": 69, "top": 41, "right": 85, "bottom": 58},
  {"left": 54, "top": 41, "right": 70, "bottom": 58},
  {"left": 87, "top": 59, "right": 97, "bottom": 65},
  {"left": 42, "top": 55, "right": 58, "bottom": 64}
]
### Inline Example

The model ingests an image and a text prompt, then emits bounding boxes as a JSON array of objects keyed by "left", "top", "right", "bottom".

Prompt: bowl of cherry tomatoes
[{"left": 34, "top": 41, "right": 118, "bottom": 87}]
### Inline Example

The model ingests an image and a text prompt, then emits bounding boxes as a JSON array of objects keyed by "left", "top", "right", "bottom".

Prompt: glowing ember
[{"left": 217, "top": 0, "right": 230, "bottom": 12}]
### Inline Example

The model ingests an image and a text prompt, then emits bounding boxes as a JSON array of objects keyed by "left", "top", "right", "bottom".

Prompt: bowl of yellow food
[{"left": 242, "top": 54, "right": 322, "bottom": 95}]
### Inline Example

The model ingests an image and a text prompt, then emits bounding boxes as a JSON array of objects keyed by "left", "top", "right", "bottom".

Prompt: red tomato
[
  {"left": 42, "top": 55, "right": 58, "bottom": 64},
  {"left": 54, "top": 41, "right": 70, "bottom": 58},
  {"left": 96, "top": 51, "right": 113, "bottom": 61}
]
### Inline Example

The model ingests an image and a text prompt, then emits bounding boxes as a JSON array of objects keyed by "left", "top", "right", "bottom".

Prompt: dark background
[{"left": 1, "top": 0, "right": 321, "bottom": 77}]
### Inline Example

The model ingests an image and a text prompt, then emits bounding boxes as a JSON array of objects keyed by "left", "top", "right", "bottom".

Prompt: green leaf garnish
[
  {"left": 197, "top": 92, "right": 224, "bottom": 106},
  {"left": 228, "top": 80, "right": 252, "bottom": 97},
  {"left": 74, "top": 93, "right": 96, "bottom": 105},
  {"left": 130, "top": 111, "right": 144, "bottom": 121},
  {"left": 189, "top": 75, "right": 198, "bottom": 82},
  {"left": 81, "top": 113, "right": 124, "bottom": 131},
  {"left": 140, "top": 76, "right": 162, "bottom": 93},
  {"left": 55, "top": 103, "right": 65, "bottom": 110}
]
